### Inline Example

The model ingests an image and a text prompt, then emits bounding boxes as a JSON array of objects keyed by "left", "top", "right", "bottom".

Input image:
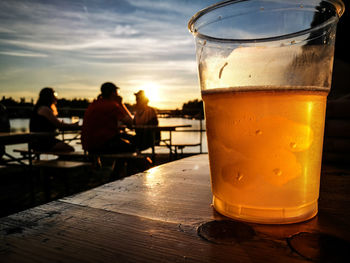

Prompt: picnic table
[
  {"left": 0, "top": 154, "right": 349, "bottom": 262},
  {"left": 0, "top": 132, "right": 55, "bottom": 165},
  {"left": 54, "top": 124, "right": 198, "bottom": 159},
  {"left": 130, "top": 124, "right": 197, "bottom": 158}
]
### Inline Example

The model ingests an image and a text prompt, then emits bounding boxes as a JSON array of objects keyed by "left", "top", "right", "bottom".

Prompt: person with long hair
[{"left": 30, "top": 87, "right": 78, "bottom": 152}]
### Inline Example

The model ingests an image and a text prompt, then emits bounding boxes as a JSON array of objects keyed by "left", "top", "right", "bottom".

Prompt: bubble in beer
[
  {"left": 273, "top": 168, "right": 282, "bottom": 176},
  {"left": 255, "top": 129, "right": 262, "bottom": 135},
  {"left": 220, "top": 159, "right": 256, "bottom": 190},
  {"left": 236, "top": 173, "right": 244, "bottom": 181},
  {"left": 290, "top": 142, "right": 297, "bottom": 149}
]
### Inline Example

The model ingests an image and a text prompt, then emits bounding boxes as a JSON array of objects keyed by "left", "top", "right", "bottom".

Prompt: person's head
[
  {"left": 100, "top": 82, "right": 119, "bottom": 99},
  {"left": 134, "top": 90, "right": 149, "bottom": 106},
  {"left": 36, "top": 87, "right": 57, "bottom": 107}
]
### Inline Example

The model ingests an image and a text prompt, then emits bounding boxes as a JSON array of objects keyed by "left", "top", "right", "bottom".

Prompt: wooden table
[
  {"left": 130, "top": 124, "right": 194, "bottom": 159},
  {"left": 0, "top": 154, "right": 349, "bottom": 262},
  {"left": 0, "top": 132, "right": 41, "bottom": 165},
  {"left": 0, "top": 132, "right": 32, "bottom": 145},
  {"left": 59, "top": 125, "right": 82, "bottom": 142},
  {"left": 0, "top": 130, "right": 84, "bottom": 165}
]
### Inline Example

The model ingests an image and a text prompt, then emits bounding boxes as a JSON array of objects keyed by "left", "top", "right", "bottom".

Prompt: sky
[{"left": 0, "top": 0, "right": 218, "bottom": 109}]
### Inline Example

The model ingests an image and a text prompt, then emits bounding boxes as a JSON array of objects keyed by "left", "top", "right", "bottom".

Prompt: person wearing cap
[
  {"left": 133, "top": 90, "right": 160, "bottom": 151},
  {"left": 81, "top": 82, "right": 135, "bottom": 153},
  {"left": 30, "top": 87, "right": 78, "bottom": 152}
]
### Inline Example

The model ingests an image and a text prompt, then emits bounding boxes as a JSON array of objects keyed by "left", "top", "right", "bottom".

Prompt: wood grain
[{"left": 1, "top": 154, "right": 349, "bottom": 262}]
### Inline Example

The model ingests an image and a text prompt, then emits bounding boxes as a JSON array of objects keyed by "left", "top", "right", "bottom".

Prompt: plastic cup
[{"left": 188, "top": 0, "right": 344, "bottom": 224}]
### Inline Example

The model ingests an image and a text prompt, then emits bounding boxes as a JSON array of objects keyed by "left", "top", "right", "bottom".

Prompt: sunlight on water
[
  {"left": 9, "top": 119, "right": 30, "bottom": 133},
  {"left": 6, "top": 117, "right": 208, "bottom": 158}
]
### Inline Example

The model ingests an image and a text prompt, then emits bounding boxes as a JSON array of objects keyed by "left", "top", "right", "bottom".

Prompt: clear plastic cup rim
[{"left": 188, "top": 0, "right": 345, "bottom": 44}]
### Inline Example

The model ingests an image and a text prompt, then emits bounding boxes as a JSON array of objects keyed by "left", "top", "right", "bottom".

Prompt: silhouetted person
[
  {"left": 30, "top": 87, "right": 77, "bottom": 152},
  {"left": 81, "top": 82, "right": 135, "bottom": 153},
  {"left": 133, "top": 90, "right": 160, "bottom": 151}
]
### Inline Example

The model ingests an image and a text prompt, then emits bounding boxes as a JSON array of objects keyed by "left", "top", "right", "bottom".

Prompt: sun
[{"left": 139, "top": 82, "right": 161, "bottom": 104}]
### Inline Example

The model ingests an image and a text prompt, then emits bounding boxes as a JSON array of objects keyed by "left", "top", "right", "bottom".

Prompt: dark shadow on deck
[{"left": 0, "top": 153, "right": 198, "bottom": 218}]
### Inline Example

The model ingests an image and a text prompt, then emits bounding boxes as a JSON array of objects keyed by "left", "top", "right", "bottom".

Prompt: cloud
[
  {"left": 114, "top": 25, "right": 139, "bottom": 35},
  {"left": 0, "top": 0, "right": 198, "bottom": 57},
  {"left": 0, "top": 27, "right": 16, "bottom": 33},
  {"left": 0, "top": 0, "right": 214, "bottom": 108},
  {"left": 1, "top": 39, "right": 106, "bottom": 51},
  {"left": 0, "top": 51, "right": 48, "bottom": 57}
]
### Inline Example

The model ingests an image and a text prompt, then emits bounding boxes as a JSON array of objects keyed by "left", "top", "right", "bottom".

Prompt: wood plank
[
  {"left": 14, "top": 148, "right": 86, "bottom": 157},
  {"left": 91, "top": 152, "right": 147, "bottom": 159},
  {"left": 0, "top": 132, "right": 30, "bottom": 145},
  {"left": 62, "top": 154, "right": 214, "bottom": 224},
  {"left": 33, "top": 160, "right": 90, "bottom": 169},
  {"left": 62, "top": 155, "right": 350, "bottom": 230},
  {"left": 0, "top": 201, "right": 305, "bottom": 263},
  {"left": 158, "top": 143, "right": 201, "bottom": 147},
  {"left": 1, "top": 155, "right": 350, "bottom": 262}
]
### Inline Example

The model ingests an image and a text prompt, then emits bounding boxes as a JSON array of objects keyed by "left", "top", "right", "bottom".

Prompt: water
[
  {"left": 6, "top": 117, "right": 208, "bottom": 157},
  {"left": 9, "top": 119, "right": 30, "bottom": 133}
]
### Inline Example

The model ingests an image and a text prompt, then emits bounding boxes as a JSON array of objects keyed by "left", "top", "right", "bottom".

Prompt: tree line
[{"left": 0, "top": 96, "right": 204, "bottom": 119}]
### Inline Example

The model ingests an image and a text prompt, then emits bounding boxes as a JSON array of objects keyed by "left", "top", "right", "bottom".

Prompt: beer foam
[
  {"left": 201, "top": 86, "right": 329, "bottom": 96},
  {"left": 200, "top": 45, "right": 333, "bottom": 91}
]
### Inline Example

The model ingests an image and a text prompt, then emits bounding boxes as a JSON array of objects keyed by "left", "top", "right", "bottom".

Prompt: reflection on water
[
  {"left": 9, "top": 119, "right": 30, "bottom": 133},
  {"left": 7, "top": 117, "right": 208, "bottom": 154},
  {"left": 158, "top": 117, "right": 207, "bottom": 153}
]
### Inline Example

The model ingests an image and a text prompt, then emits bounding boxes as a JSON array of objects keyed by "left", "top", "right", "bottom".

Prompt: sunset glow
[
  {"left": 139, "top": 82, "right": 161, "bottom": 106},
  {"left": 0, "top": 0, "right": 219, "bottom": 109}
]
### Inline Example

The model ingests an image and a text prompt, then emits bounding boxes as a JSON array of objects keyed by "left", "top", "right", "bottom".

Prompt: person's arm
[
  {"left": 37, "top": 106, "right": 79, "bottom": 129},
  {"left": 113, "top": 95, "right": 133, "bottom": 127},
  {"left": 119, "top": 103, "right": 133, "bottom": 127}
]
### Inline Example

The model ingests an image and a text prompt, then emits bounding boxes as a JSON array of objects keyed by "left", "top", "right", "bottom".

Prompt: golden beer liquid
[{"left": 202, "top": 87, "right": 328, "bottom": 223}]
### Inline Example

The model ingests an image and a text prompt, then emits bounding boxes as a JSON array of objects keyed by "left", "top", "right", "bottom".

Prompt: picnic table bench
[
  {"left": 8, "top": 124, "right": 202, "bottom": 164},
  {"left": 0, "top": 154, "right": 349, "bottom": 262},
  {"left": 131, "top": 124, "right": 203, "bottom": 159},
  {"left": 13, "top": 147, "right": 152, "bottom": 177},
  {"left": 1, "top": 131, "right": 151, "bottom": 186},
  {"left": 0, "top": 132, "right": 90, "bottom": 169}
]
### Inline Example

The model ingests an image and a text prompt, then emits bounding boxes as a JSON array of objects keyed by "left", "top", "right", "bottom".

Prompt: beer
[{"left": 202, "top": 87, "right": 328, "bottom": 223}]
